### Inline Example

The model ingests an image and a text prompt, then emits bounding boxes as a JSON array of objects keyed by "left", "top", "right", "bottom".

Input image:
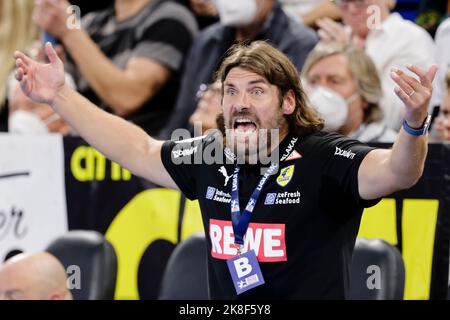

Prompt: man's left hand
[{"left": 390, "top": 64, "right": 438, "bottom": 128}]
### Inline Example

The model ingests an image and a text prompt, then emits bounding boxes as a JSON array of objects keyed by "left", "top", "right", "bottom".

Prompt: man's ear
[{"left": 282, "top": 90, "right": 296, "bottom": 115}]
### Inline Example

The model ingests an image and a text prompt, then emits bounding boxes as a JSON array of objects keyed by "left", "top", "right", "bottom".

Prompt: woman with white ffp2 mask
[
  {"left": 306, "top": 85, "right": 358, "bottom": 132},
  {"left": 302, "top": 44, "right": 397, "bottom": 143},
  {"left": 214, "top": 0, "right": 259, "bottom": 27}
]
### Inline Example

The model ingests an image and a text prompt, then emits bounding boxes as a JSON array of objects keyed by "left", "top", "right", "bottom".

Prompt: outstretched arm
[
  {"left": 358, "top": 64, "right": 438, "bottom": 200},
  {"left": 14, "top": 43, "right": 178, "bottom": 189}
]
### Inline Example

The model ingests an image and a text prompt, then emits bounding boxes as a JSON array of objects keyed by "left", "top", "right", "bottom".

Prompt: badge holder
[{"left": 227, "top": 245, "right": 265, "bottom": 295}]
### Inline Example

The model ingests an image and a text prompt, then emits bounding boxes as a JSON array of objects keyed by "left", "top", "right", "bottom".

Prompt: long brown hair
[{"left": 216, "top": 41, "right": 324, "bottom": 136}]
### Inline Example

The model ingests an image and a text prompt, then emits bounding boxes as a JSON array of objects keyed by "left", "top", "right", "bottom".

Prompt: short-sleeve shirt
[
  {"left": 161, "top": 131, "right": 380, "bottom": 299},
  {"left": 65, "top": 0, "right": 198, "bottom": 135}
]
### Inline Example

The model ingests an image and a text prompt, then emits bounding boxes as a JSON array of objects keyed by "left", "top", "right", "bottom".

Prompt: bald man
[{"left": 0, "top": 253, "right": 73, "bottom": 300}]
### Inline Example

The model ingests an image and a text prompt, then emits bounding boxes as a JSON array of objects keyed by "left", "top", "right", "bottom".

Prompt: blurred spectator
[
  {"left": 415, "top": 0, "right": 448, "bottom": 37},
  {"left": 161, "top": 0, "right": 318, "bottom": 139},
  {"left": 0, "top": 253, "right": 73, "bottom": 300},
  {"left": 433, "top": 70, "right": 450, "bottom": 142},
  {"left": 33, "top": 0, "right": 198, "bottom": 136},
  {"left": 190, "top": 0, "right": 217, "bottom": 17},
  {"left": 69, "top": 0, "right": 114, "bottom": 15},
  {"left": 7, "top": 43, "right": 75, "bottom": 135},
  {"left": 7, "top": 74, "right": 75, "bottom": 135},
  {"left": 303, "top": 43, "right": 397, "bottom": 142},
  {"left": 173, "top": 0, "right": 218, "bottom": 30},
  {"left": 0, "top": 0, "right": 38, "bottom": 131},
  {"left": 188, "top": 81, "right": 222, "bottom": 133},
  {"left": 434, "top": 15, "right": 450, "bottom": 107},
  {"left": 279, "top": 0, "right": 342, "bottom": 27},
  {"left": 317, "top": 0, "right": 437, "bottom": 132}
]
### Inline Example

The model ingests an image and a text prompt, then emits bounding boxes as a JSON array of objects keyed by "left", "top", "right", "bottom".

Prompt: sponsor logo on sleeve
[
  {"left": 334, "top": 147, "right": 356, "bottom": 159},
  {"left": 172, "top": 145, "right": 198, "bottom": 159},
  {"left": 209, "top": 219, "right": 287, "bottom": 262}
]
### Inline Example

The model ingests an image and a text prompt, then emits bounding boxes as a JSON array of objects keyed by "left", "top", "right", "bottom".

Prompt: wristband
[{"left": 402, "top": 114, "right": 432, "bottom": 136}]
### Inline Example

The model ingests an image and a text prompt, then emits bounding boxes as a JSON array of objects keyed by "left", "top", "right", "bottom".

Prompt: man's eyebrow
[
  {"left": 224, "top": 79, "right": 269, "bottom": 87},
  {"left": 248, "top": 79, "right": 269, "bottom": 86}
]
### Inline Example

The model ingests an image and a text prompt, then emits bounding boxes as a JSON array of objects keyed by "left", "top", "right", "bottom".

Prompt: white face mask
[
  {"left": 8, "top": 110, "right": 49, "bottom": 134},
  {"left": 307, "top": 86, "right": 358, "bottom": 132},
  {"left": 215, "top": 0, "right": 258, "bottom": 27}
]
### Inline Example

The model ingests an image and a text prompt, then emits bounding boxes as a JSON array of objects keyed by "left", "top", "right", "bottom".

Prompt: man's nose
[{"left": 234, "top": 92, "right": 250, "bottom": 111}]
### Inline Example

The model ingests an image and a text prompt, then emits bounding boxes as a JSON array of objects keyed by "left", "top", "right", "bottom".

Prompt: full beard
[{"left": 216, "top": 111, "right": 285, "bottom": 164}]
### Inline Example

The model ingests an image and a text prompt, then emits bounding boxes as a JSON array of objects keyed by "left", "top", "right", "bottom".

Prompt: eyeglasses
[{"left": 331, "top": 0, "right": 369, "bottom": 8}]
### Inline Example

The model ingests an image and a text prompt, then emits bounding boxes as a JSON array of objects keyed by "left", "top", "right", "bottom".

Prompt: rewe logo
[
  {"left": 209, "top": 219, "right": 287, "bottom": 262},
  {"left": 218, "top": 166, "right": 233, "bottom": 186},
  {"left": 334, "top": 147, "right": 356, "bottom": 159}
]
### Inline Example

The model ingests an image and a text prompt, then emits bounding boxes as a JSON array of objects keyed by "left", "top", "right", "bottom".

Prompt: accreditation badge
[{"left": 226, "top": 250, "right": 265, "bottom": 295}]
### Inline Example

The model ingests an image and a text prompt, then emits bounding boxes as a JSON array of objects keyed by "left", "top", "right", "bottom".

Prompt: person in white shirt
[
  {"left": 433, "top": 70, "right": 450, "bottom": 142},
  {"left": 434, "top": 17, "right": 450, "bottom": 106},
  {"left": 302, "top": 43, "right": 397, "bottom": 143},
  {"left": 316, "top": 0, "right": 437, "bottom": 132},
  {"left": 279, "top": 0, "right": 341, "bottom": 26}
]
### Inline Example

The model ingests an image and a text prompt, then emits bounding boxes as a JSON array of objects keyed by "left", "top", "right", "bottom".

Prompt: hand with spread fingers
[
  {"left": 390, "top": 64, "right": 438, "bottom": 129},
  {"left": 316, "top": 18, "right": 352, "bottom": 46},
  {"left": 14, "top": 43, "right": 65, "bottom": 106}
]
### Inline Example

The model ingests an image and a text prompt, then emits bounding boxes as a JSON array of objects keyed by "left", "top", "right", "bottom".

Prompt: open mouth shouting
[{"left": 232, "top": 117, "right": 259, "bottom": 134}]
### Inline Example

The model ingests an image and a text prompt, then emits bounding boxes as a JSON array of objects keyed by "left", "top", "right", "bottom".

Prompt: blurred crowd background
[
  {"left": 1, "top": 0, "right": 450, "bottom": 300},
  {"left": 0, "top": 0, "right": 449, "bottom": 142}
]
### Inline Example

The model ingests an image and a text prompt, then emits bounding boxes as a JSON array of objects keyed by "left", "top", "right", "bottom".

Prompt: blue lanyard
[{"left": 230, "top": 163, "right": 279, "bottom": 246}]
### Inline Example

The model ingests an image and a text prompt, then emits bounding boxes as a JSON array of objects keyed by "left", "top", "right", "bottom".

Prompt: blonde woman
[{"left": 0, "top": 0, "right": 37, "bottom": 111}]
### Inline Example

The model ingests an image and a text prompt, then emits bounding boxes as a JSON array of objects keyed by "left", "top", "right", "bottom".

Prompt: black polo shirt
[{"left": 161, "top": 131, "right": 380, "bottom": 299}]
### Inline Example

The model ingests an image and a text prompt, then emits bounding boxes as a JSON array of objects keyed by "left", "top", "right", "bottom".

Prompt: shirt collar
[{"left": 223, "top": 131, "right": 299, "bottom": 166}]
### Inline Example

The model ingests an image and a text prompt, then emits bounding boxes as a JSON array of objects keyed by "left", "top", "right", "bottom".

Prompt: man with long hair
[{"left": 14, "top": 41, "right": 436, "bottom": 299}]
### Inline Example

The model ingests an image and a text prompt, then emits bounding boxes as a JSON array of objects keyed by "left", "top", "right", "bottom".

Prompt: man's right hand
[{"left": 14, "top": 43, "right": 65, "bottom": 106}]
